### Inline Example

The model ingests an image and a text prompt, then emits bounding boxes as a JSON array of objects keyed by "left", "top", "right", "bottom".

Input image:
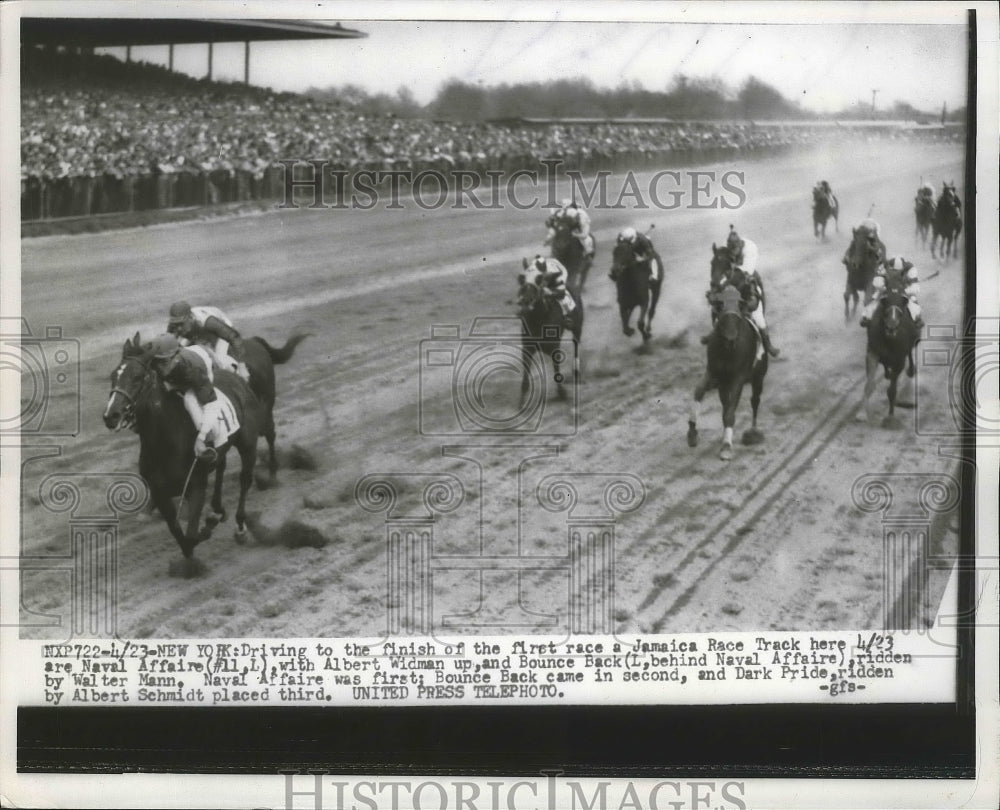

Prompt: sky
[{"left": 110, "top": 13, "right": 969, "bottom": 115}]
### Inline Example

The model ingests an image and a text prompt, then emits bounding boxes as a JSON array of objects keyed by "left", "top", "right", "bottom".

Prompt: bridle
[{"left": 107, "top": 354, "right": 154, "bottom": 430}]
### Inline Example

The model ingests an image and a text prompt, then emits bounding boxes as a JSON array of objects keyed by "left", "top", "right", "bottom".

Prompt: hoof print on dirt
[
  {"left": 287, "top": 443, "right": 320, "bottom": 471},
  {"left": 720, "top": 602, "right": 743, "bottom": 616},
  {"left": 741, "top": 428, "right": 764, "bottom": 446},
  {"left": 168, "top": 557, "right": 208, "bottom": 579},
  {"left": 279, "top": 518, "right": 331, "bottom": 549}
]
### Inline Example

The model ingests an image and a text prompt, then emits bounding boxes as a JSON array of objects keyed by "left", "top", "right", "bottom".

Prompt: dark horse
[
  {"left": 843, "top": 226, "right": 886, "bottom": 322},
  {"left": 687, "top": 285, "right": 768, "bottom": 461},
  {"left": 517, "top": 260, "right": 583, "bottom": 408},
  {"left": 812, "top": 187, "right": 839, "bottom": 240},
  {"left": 550, "top": 219, "right": 594, "bottom": 295},
  {"left": 103, "top": 334, "right": 264, "bottom": 574},
  {"left": 858, "top": 288, "right": 918, "bottom": 428},
  {"left": 930, "top": 183, "right": 962, "bottom": 260},
  {"left": 610, "top": 238, "right": 663, "bottom": 343},
  {"left": 914, "top": 187, "right": 936, "bottom": 250}
]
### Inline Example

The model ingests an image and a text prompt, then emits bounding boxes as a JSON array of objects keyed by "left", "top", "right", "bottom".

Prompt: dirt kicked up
[{"left": 17, "top": 139, "right": 967, "bottom": 638}]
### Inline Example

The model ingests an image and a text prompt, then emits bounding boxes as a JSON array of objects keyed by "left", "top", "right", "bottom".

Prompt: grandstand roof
[{"left": 21, "top": 18, "right": 366, "bottom": 47}]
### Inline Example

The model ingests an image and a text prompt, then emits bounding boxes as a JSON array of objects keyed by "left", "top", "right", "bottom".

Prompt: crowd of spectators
[{"left": 21, "top": 48, "right": 964, "bottom": 219}]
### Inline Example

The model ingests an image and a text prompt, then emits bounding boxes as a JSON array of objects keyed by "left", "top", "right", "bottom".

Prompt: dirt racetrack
[{"left": 17, "top": 140, "right": 967, "bottom": 639}]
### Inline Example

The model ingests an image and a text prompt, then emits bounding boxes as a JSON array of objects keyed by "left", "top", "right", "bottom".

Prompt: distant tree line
[{"left": 305, "top": 75, "right": 956, "bottom": 123}]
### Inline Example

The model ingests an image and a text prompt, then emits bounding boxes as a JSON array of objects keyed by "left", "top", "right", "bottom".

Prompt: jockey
[
  {"left": 546, "top": 198, "right": 595, "bottom": 259},
  {"left": 860, "top": 256, "right": 923, "bottom": 329},
  {"left": 524, "top": 255, "right": 576, "bottom": 322},
  {"left": 611, "top": 226, "right": 660, "bottom": 282},
  {"left": 710, "top": 227, "right": 779, "bottom": 357},
  {"left": 842, "top": 218, "right": 883, "bottom": 268},
  {"left": 149, "top": 333, "right": 231, "bottom": 462},
  {"left": 167, "top": 301, "right": 249, "bottom": 381},
  {"left": 815, "top": 180, "right": 836, "bottom": 209}
]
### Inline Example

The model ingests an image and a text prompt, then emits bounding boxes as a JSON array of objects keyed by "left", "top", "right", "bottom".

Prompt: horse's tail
[{"left": 256, "top": 332, "right": 311, "bottom": 365}]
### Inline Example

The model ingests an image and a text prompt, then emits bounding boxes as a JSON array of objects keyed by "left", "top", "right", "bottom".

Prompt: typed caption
[{"left": 29, "top": 630, "right": 955, "bottom": 707}]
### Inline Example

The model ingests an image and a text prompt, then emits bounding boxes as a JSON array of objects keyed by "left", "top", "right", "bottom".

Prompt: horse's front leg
[
  {"left": 151, "top": 485, "right": 190, "bottom": 556},
  {"left": 718, "top": 382, "right": 744, "bottom": 461},
  {"left": 205, "top": 450, "right": 228, "bottom": 531},
  {"left": 521, "top": 344, "right": 538, "bottom": 407},
  {"left": 857, "top": 350, "right": 880, "bottom": 423},
  {"left": 687, "top": 371, "right": 713, "bottom": 447},
  {"left": 182, "top": 468, "right": 210, "bottom": 544},
  {"left": 638, "top": 300, "right": 651, "bottom": 342},
  {"left": 620, "top": 300, "right": 635, "bottom": 337}
]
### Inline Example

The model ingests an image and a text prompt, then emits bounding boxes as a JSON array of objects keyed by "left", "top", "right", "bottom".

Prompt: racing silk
[
  {"left": 159, "top": 346, "right": 240, "bottom": 448},
  {"left": 862, "top": 259, "right": 921, "bottom": 323},
  {"left": 161, "top": 347, "right": 217, "bottom": 406},
  {"left": 185, "top": 305, "right": 241, "bottom": 346},
  {"left": 524, "top": 258, "right": 575, "bottom": 316},
  {"left": 733, "top": 237, "right": 760, "bottom": 279}
]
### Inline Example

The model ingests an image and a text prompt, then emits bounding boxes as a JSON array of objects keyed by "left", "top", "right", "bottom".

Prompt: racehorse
[
  {"left": 930, "top": 182, "right": 962, "bottom": 260},
  {"left": 913, "top": 187, "right": 936, "bottom": 250},
  {"left": 517, "top": 260, "right": 583, "bottom": 408},
  {"left": 843, "top": 226, "right": 885, "bottom": 322},
  {"left": 857, "top": 288, "right": 918, "bottom": 427},
  {"left": 550, "top": 218, "right": 593, "bottom": 295},
  {"left": 610, "top": 237, "right": 663, "bottom": 343},
  {"left": 688, "top": 285, "right": 768, "bottom": 461},
  {"left": 812, "top": 187, "right": 839, "bottom": 241},
  {"left": 103, "top": 334, "right": 263, "bottom": 573},
  {"left": 710, "top": 243, "right": 765, "bottom": 319}
]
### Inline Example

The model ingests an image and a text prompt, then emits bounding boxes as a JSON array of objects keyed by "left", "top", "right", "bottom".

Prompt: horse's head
[
  {"left": 103, "top": 332, "right": 154, "bottom": 432},
  {"left": 710, "top": 243, "right": 734, "bottom": 290},
  {"left": 611, "top": 237, "right": 636, "bottom": 277},
  {"left": 517, "top": 260, "right": 548, "bottom": 316},
  {"left": 714, "top": 286, "right": 744, "bottom": 344},
  {"left": 879, "top": 289, "right": 909, "bottom": 338}
]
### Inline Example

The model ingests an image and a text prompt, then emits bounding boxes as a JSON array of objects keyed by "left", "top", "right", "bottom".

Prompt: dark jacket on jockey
[
  {"left": 159, "top": 348, "right": 217, "bottom": 406},
  {"left": 630, "top": 232, "right": 655, "bottom": 263}
]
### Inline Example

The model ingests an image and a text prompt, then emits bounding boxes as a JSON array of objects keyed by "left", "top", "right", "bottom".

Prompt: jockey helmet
[
  {"left": 619, "top": 227, "right": 637, "bottom": 243},
  {"left": 168, "top": 300, "right": 193, "bottom": 325},
  {"left": 150, "top": 333, "right": 180, "bottom": 360},
  {"left": 561, "top": 198, "right": 575, "bottom": 209},
  {"left": 532, "top": 256, "right": 548, "bottom": 272},
  {"left": 886, "top": 257, "right": 907, "bottom": 273},
  {"left": 726, "top": 226, "right": 742, "bottom": 251}
]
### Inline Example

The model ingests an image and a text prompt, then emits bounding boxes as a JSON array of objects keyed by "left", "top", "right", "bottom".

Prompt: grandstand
[{"left": 19, "top": 21, "right": 964, "bottom": 222}]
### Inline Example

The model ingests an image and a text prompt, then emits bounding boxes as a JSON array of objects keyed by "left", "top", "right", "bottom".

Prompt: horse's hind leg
[
  {"left": 234, "top": 440, "right": 258, "bottom": 543},
  {"left": 742, "top": 365, "right": 766, "bottom": 445},
  {"left": 264, "top": 408, "right": 278, "bottom": 485}
]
